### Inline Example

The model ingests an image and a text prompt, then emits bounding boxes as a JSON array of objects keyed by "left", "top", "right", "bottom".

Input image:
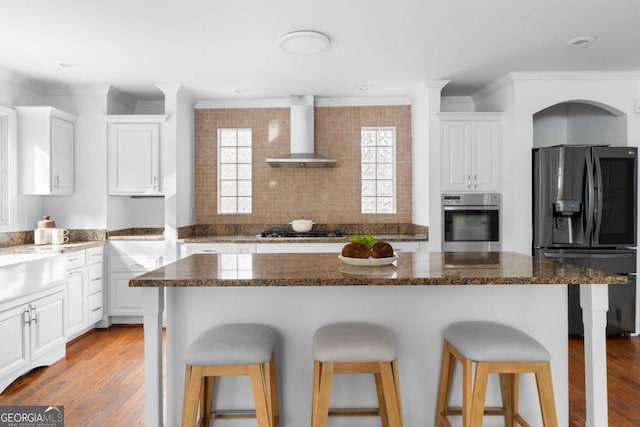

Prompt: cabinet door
[
  {"left": 442, "top": 121, "right": 472, "bottom": 191},
  {"left": 65, "top": 269, "right": 85, "bottom": 337},
  {"left": 109, "top": 271, "right": 144, "bottom": 316},
  {"left": 87, "top": 292, "right": 104, "bottom": 324},
  {"left": 51, "top": 117, "right": 74, "bottom": 194},
  {"left": 470, "top": 121, "right": 500, "bottom": 191},
  {"left": 108, "top": 123, "right": 161, "bottom": 195},
  {"left": 30, "top": 292, "right": 66, "bottom": 361},
  {"left": 0, "top": 305, "right": 30, "bottom": 381}
]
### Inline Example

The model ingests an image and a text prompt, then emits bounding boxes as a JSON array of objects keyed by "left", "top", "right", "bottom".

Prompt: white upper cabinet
[
  {"left": 16, "top": 107, "right": 76, "bottom": 195},
  {"left": 107, "top": 115, "right": 167, "bottom": 195},
  {"left": 440, "top": 113, "right": 503, "bottom": 192}
]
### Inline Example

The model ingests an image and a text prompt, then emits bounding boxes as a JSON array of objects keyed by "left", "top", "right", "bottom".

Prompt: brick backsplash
[{"left": 195, "top": 105, "right": 412, "bottom": 225}]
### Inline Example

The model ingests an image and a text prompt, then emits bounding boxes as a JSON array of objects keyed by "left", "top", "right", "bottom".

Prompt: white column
[
  {"left": 142, "top": 287, "right": 165, "bottom": 427},
  {"left": 580, "top": 283, "right": 609, "bottom": 427}
]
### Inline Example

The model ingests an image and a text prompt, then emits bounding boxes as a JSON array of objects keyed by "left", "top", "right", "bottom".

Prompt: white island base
[{"left": 140, "top": 283, "right": 610, "bottom": 427}]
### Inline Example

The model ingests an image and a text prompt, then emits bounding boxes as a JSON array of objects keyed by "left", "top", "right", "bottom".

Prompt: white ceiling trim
[{"left": 195, "top": 96, "right": 410, "bottom": 109}]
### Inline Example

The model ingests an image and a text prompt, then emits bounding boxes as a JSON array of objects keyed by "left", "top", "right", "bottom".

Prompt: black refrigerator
[{"left": 532, "top": 145, "right": 637, "bottom": 336}]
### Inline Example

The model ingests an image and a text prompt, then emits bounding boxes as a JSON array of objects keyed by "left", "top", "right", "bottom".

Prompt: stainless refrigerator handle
[
  {"left": 584, "top": 154, "right": 595, "bottom": 241},
  {"left": 594, "top": 154, "right": 604, "bottom": 244}
]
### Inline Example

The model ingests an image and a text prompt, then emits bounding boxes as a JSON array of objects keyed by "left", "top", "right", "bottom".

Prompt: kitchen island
[{"left": 130, "top": 251, "right": 624, "bottom": 427}]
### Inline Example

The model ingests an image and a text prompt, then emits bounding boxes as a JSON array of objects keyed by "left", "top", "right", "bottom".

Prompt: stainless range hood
[{"left": 266, "top": 95, "right": 337, "bottom": 168}]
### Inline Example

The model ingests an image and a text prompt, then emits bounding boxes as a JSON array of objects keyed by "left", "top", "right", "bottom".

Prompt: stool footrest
[
  {"left": 328, "top": 407, "right": 381, "bottom": 417},
  {"left": 211, "top": 409, "right": 257, "bottom": 419}
]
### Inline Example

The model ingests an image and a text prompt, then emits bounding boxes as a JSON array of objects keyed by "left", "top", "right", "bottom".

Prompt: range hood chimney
[{"left": 266, "top": 95, "right": 337, "bottom": 168}]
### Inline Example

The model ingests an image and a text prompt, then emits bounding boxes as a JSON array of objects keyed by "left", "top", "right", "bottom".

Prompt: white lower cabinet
[
  {"left": 64, "top": 246, "right": 105, "bottom": 341},
  {"left": 108, "top": 241, "right": 164, "bottom": 321},
  {"left": 181, "top": 241, "right": 427, "bottom": 256},
  {"left": 0, "top": 288, "right": 66, "bottom": 393}
]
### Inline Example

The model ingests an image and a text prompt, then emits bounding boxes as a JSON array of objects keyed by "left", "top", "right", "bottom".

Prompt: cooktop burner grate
[{"left": 260, "top": 230, "right": 344, "bottom": 238}]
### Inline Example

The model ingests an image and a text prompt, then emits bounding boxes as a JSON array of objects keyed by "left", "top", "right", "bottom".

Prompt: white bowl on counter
[{"left": 290, "top": 219, "right": 315, "bottom": 232}]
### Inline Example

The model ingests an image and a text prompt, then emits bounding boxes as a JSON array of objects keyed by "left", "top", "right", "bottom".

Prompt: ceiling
[{"left": 1, "top": 0, "right": 639, "bottom": 101}]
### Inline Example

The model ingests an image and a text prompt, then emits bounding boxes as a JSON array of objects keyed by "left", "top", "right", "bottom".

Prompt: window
[
  {"left": 361, "top": 127, "right": 396, "bottom": 214},
  {"left": 218, "top": 128, "right": 252, "bottom": 214}
]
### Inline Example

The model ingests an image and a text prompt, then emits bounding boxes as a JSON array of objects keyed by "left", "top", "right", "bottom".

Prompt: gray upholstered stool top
[
  {"left": 313, "top": 322, "right": 397, "bottom": 362},
  {"left": 442, "top": 321, "right": 551, "bottom": 362},
  {"left": 186, "top": 324, "right": 275, "bottom": 366}
]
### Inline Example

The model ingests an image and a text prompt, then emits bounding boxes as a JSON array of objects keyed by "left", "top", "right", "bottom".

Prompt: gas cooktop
[{"left": 260, "top": 230, "right": 344, "bottom": 238}]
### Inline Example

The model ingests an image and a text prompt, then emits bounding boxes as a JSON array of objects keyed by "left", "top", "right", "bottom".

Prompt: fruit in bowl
[{"left": 341, "top": 235, "right": 394, "bottom": 259}]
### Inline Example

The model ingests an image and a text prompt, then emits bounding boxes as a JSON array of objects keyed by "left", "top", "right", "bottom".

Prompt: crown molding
[
  {"left": 195, "top": 96, "right": 410, "bottom": 109},
  {"left": 474, "top": 71, "right": 640, "bottom": 100},
  {"left": 441, "top": 96, "right": 474, "bottom": 105},
  {"left": 45, "top": 84, "right": 111, "bottom": 97}
]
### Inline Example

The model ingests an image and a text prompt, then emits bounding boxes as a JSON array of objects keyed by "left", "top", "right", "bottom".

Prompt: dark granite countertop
[
  {"left": 0, "top": 240, "right": 105, "bottom": 255},
  {"left": 180, "top": 233, "right": 428, "bottom": 244},
  {"left": 129, "top": 251, "right": 626, "bottom": 287}
]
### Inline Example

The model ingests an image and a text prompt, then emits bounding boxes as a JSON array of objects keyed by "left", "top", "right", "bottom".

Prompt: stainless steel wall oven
[{"left": 442, "top": 193, "right": 501, "bottom": 252}]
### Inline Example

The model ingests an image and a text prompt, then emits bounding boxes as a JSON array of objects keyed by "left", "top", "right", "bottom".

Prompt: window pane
[
  {"left": 362, "top": 197, "right": 376, "bottom": 213},
  {"left": 220, "top": 147, "right": 237, "bottom": 163},
  {"left": 362, "top": 130, "right": 376, "bottom": 146},
  {"left": 237, "top": 197, "right": 252, "bottom": 213},
  {"left": 377, "top": 197, "right": 394, "bottom": 213},
  {"left": 361, "top": 164, "right": 375, "bottom": 180},
  {"left": 237, "top": 180, "right": 252, "bottom": 196},
  {"left": 220, "top": 130, "right": 237, "bottom": 146},
  {"left": 237, "top": 147, "right": 252, "bottom": 163},
  {"left": 377, "top": 164, "right": 393, "bottom": 179},
  {"left": 377, "top": 130, "right": 393, "bottom": 146},
  {"left": 237, "top": 130, "right": 251, "bottom": 146},
  {"left": 219, "top": 197, "right": 237, "bottom": 213},
  {"left": 377, "top": 180, "right": 393, "bottom": 196},
  {"left": 377, "top": 147, "right": 393, "bottom": 162},
  {"left": 220, "top": 164, "right": 237, "bottom": 180},
  {"left": 237, "top": 164, "right": 252, "bottom": 180},
  {"left": 362, "top": 180, "right": 376, "bottom": 196},
  {"left": 220, "top": 180, "right": 237, "bottom": 196},
  {"left": 361, "top": 147, "right": 375, "bottom": 163}
]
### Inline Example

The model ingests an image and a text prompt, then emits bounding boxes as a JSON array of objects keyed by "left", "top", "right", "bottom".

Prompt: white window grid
[
  {"left": 217, "top": 128, "right": 252, "bottom": 214},
  {"left": 360, "top": 127, "right": 396, "bottom": 214}
]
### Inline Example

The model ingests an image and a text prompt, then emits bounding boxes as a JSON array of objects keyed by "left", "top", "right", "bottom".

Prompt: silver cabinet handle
[
  {"left": 67, "top": 270, "right": 82, "bottom": 277},
  {"left": 153, "top": 176, "right": 158, "bottom": 190},
  {"left": 129, "top": 263, "right": 144, "bottom": 268},
  {"left": 467, "top": 174, "right": 471, "bottom": 189},
  {"left": 30, "top": 305, "right": 37, "bottom": 324},
  {"left": 91, "top": 277, "right": 102, "bottom": 282},
  {"left": 202, "top": 249, "right": 220, "bottom": 253},
  {"left": 24, "top": 307, "right": 31, "bottom": 325},
  {"left": 474, "top": 174, "right": 477, "bottom": 188},
  {"left": 91, "top": 307, "right": 102, "bottom": 312}
]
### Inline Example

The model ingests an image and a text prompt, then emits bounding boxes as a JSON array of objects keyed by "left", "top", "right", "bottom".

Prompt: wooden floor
[{"left": 1, "top": 327, "right": 639, "bottom": 426}]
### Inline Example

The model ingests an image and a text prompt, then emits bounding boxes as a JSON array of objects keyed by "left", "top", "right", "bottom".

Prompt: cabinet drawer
[
  {"left": 110, "top": 255, "right": 162, "bottom": 271},
  {"left": 64, "top": 251, "right": 86, "bottom": 270},
  {"left": 87, "top": 264, "right": 103, "bottom": 295},
  {"left": 86, "top": 246, "right": 104, "bottom": 265},
  {"left": 87, "top": 292, "right": 103, "bottom": 323}
]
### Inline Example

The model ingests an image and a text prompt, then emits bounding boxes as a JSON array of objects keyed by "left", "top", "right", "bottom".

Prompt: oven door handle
[{"left": 443, "top": 206, "right": 500, "bottom": 211}]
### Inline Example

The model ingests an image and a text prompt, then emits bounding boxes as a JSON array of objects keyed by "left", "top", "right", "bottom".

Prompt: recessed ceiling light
[
  {"left": 279, "top": 30, "right": 331, "bottom": 55},
  {"left": 56, "top": 59, "right": 78, "bottom": 68},
  {"left": 235, "top": 88, "right": 251, "bottom": 94},
  {"left": 566, "top": 35, "right": 596, "bottom": 47},
  {"left": 357, "top": 85, "right": 373, "bottom": 91}
]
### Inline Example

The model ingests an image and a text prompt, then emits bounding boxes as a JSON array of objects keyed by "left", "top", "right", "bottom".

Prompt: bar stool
[
  {"left": 435, "top": 321, "right": 558, "bottom": 427},
  {"left": 311, "top": 321, "right": 403, "bottom": 427},
  {"left": 181, "top": 324, "right": 280, "bottom": 427}
]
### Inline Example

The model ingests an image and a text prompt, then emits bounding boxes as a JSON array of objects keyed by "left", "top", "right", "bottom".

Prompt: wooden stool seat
[
  {"left": 311, "top": 322, "right": 404, "bottom": 427},
  {"left": 436, "top": 321, "right": 558, "bottom": 427},
  {"left": 181, "top": 324, "right": 280, "bottom": 427}
]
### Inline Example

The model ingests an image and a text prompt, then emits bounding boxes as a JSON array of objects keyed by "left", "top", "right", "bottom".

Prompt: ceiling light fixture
[
  {"left": 357, "top": 85, "right": 373, "bottom": 91},
  {"left": 279, "top": 30, "right": 331, "bottom": 55},
  {"left": 566, "top": 35, "right": 596, "bottom": 47},
  {"left": 235, "top": 88, "right": 251, "bottom": 94}
]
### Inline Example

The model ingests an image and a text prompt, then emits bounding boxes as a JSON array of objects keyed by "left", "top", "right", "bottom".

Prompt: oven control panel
[{"left": 442, "top": 193, "right": 501, "bottom": 206}]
